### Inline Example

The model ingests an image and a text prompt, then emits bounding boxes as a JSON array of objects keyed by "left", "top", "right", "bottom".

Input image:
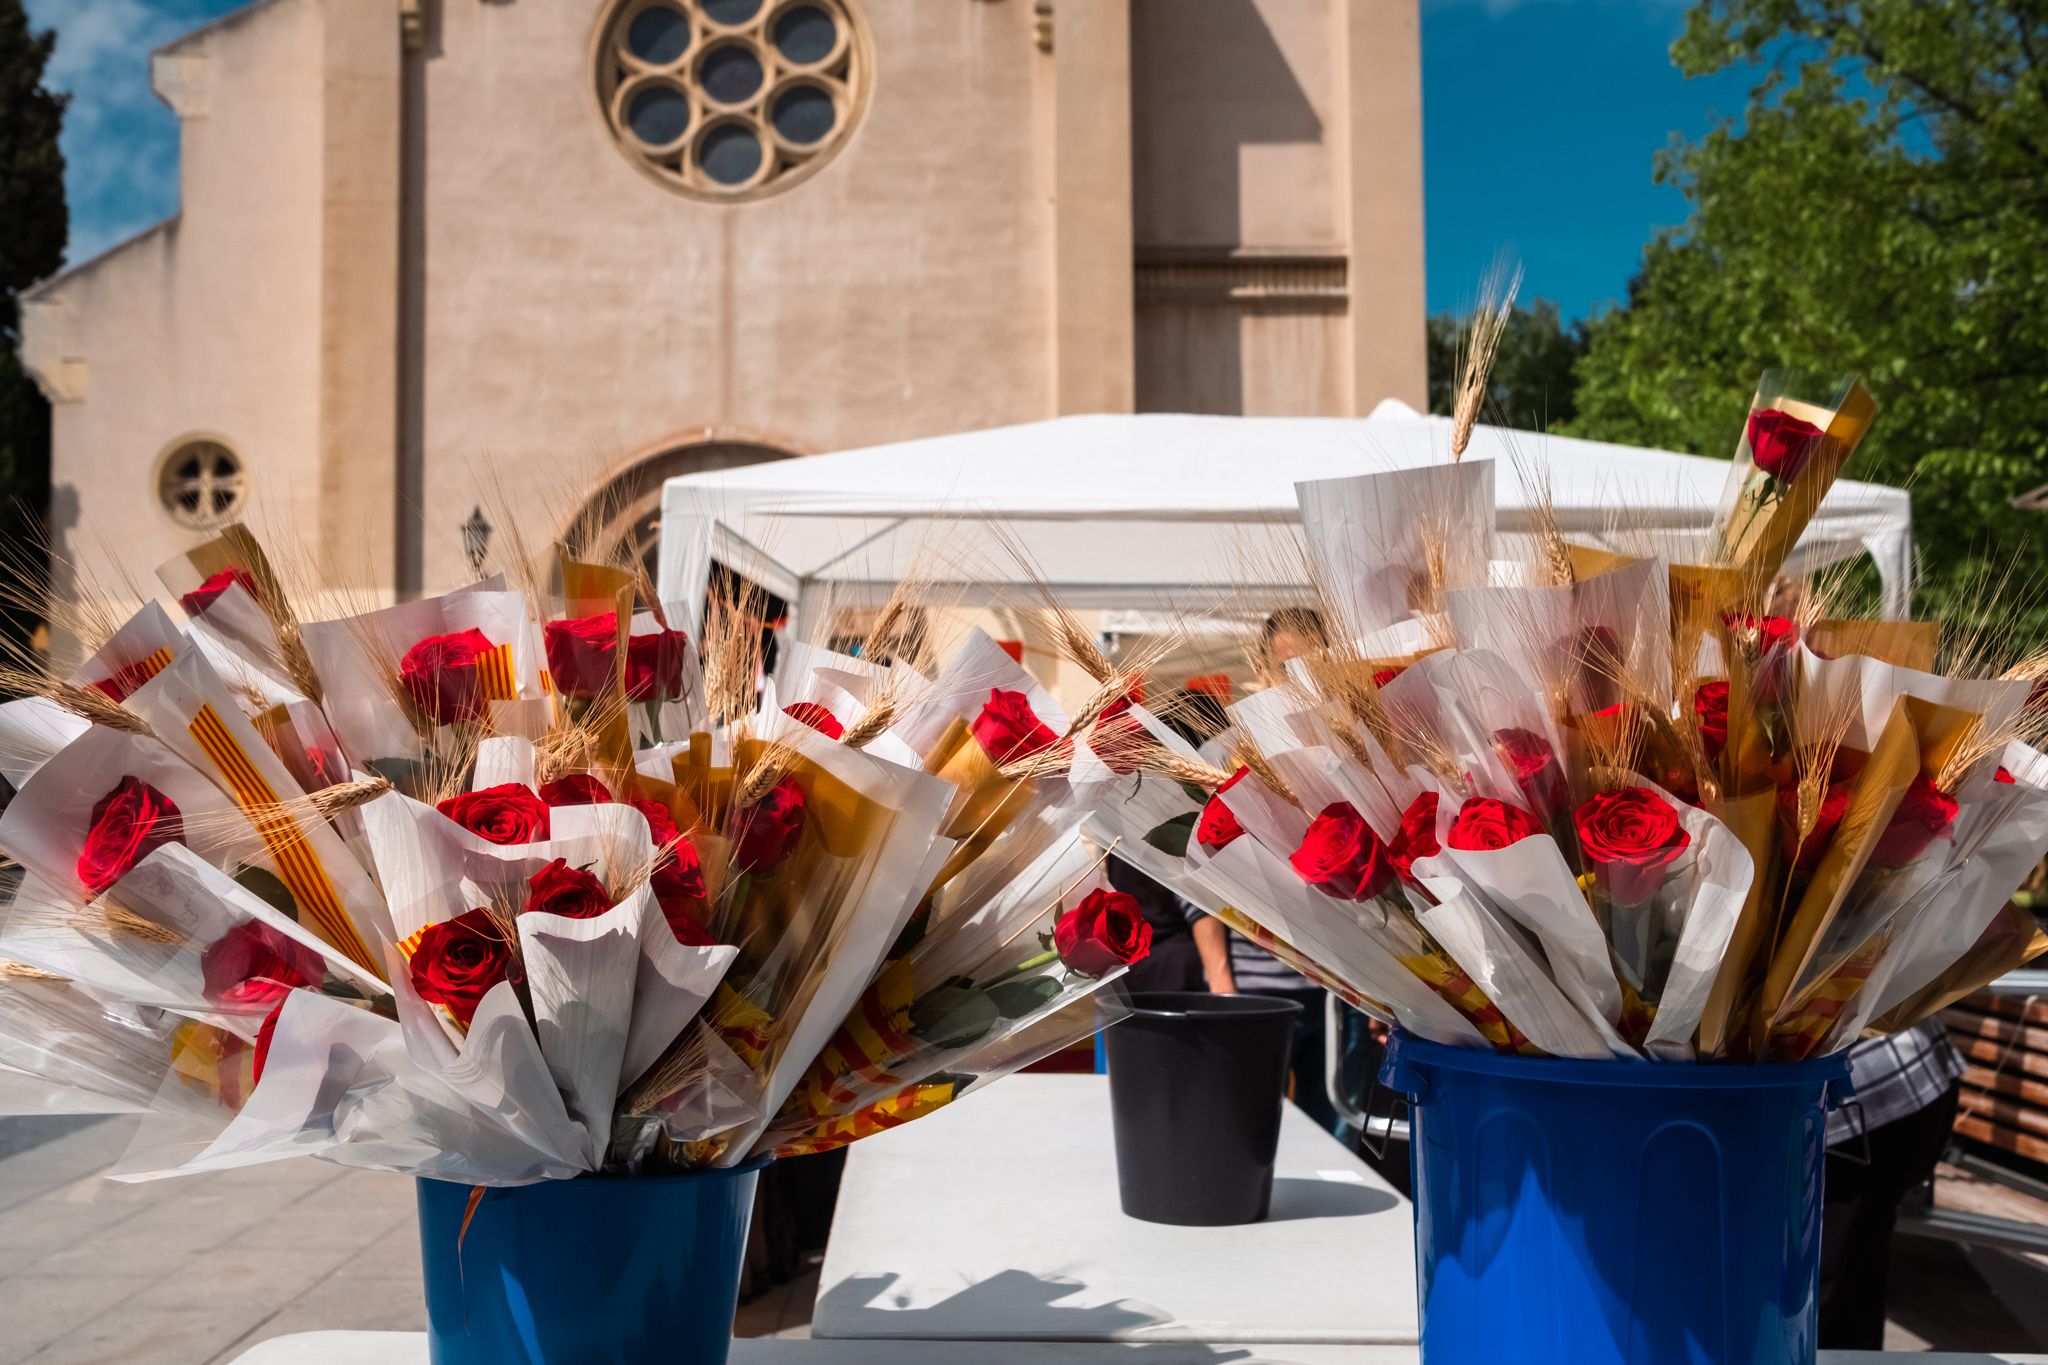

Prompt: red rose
[
  {"left": 543, "top": 612, "right": 619, "bottom": 700},
  {"left": 538, "top": 774, "right": 613, "bottom": 807},
  {"left": 970, "top": 688, "right": 1061, "bottom": 765},
  {"left": 631, "top": 797, "right": 682, "bottom": 849},
  {"left": 409, "top": 908, "right": 512, "bottom": 1026},
  {"left": 1868, "top": 774, "right": 1959, "bottom": 869},
  {"left": 734, "top": 778, "right": 806, "bottom": 874},
  {"left": 200, "top": 921, "right": 326, "bottom": 1008},
  {"left": 1776, "top": 781, "right": 1853, "bottom": 873},
  {"left": 1574, "top": 786, "right": 1691, "bottom": 904},
  {"left": 1694, "top": 679, "right": 1730, "bottom": 762},
  {"left": 1447, "top": 796, "right": 1542, "bottom": 852},
  {"left": 437, "top": 783, "right": 552, "bottom": 845},
  {"left": 784, "top": 702, "right": 844, "bottom": 739},
  {"left": 1290, "top": 801, "right": 1397, "bottom": 901},
  {"left": 76, "top": 775, "right": 184, "bottom": 896},
  {"left": 1747, "top": 408, "right": 1825, "bottom": 483},
  {"left": 1723, "top": 613, "right": 1799, "bottom": 653},
  {"left": 1089, "top": 696, "right": 1144, "bottom": 775},
  {"left": 399, "top": 628, "right": 496, "bottom": 726},
  {"left": 1388, "top": 790, "right": 1440, "bottom": 878},
  {"left": 524, "top": 858, "right": 613, "bottom": 919},
  {"left": 1196, "top": 767, "right": 1248, "bottom": 852},
  {"left": 1996, "top": 766, "right": 2016, "bottom": 785},
  {"left": 1495, "top": 727, "right": 1567, "bottom": 811},
  {"left": 1372, "top": 666, "right": 1403, "bottom": 688},
  {"left": 1053, "top": 887, "right": 1152, "bottom": 976},
  {"left": 663, "top": 903, "right": 714, "bottom": 947},
  {"left": 624, "top": 628, "right": 691, "bottom": 703},
  {"left": 180, "top": 567, "right": 257, "bottom": 618},
  {"left": 252, "top": 995, "right": 289, "bottom": 1087}
]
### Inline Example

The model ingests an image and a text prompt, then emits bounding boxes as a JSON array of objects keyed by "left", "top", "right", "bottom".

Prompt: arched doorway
[{"left": 566, "top": 438, "right": 793, "bottom": 574}]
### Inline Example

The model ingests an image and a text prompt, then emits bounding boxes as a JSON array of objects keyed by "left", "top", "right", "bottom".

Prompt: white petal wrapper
[
  {"left": 70, "top": 600, "right": 185, "bottom": 697},
  {"left": 1296, "top": 461, "right": 1495, "bottom": 641},
  {"left": 0, "top": 696, "right": 88, "bottom": 786},
  {"left": 892, "top": 630, "right": 1069, "bottom": 765},
  {"left": 1422, "top": 825, "right": 1637, "bottom": 1059},
  {"left": 1797, "top": 646, "right": 2034, "bottom": 752},
  {"left": 1638, "top": 797, "right": 1752, "bottom": 1059},
  {"left": 1410, "top": 875, "right": 1612, "bottom": 1060},
  {"left": 472, "top": 735, "right": 538, "bottom": 791}
]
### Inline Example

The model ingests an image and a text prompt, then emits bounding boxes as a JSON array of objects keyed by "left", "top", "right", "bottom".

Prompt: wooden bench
[{"left": 1944, "top": 990, "right": 2048, "bottom": 1167}]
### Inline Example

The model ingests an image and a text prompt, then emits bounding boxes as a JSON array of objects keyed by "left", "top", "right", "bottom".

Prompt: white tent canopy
[{"left": 657, "top": 404, "right": 1914, "bottom": 634}]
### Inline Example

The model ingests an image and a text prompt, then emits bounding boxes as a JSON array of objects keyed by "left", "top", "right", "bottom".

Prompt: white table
[
  {"left": 226, "top": 1334, "right": 2048, "bottom": 1364},
  {"left": 811, "top": 1074, "right": 1417, "bottom": 1344}
]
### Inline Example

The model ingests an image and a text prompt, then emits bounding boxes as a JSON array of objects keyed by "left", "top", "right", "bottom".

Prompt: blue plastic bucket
[
  {"left": 416, "top": 1159, "right": 766, "bottom": 1365},
  {"left": 1382, "top": 1033, "right": 1850, "bottom": 1365}
]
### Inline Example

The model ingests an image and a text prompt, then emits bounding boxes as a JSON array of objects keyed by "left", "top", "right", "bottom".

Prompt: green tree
[
  {"left": 1427, "top": 299, "right": 1588, "bottom": 431},
  {"left": 0, "top": 0, "right": 66, "bottom": 648},
  {"left": 1566, "top": 0, "right": 2048, "bottom": 635}
]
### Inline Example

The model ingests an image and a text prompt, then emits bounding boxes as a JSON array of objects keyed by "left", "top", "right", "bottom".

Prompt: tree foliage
[
  {"left": 0, "top": 0, "right": 65, "bottom": 641},
  {"left": 1426, "top": 299, "right": 1588, "bottom": 431},
  {"left": 1566, "top": 0, "right": 2048, "bottom": 635}
]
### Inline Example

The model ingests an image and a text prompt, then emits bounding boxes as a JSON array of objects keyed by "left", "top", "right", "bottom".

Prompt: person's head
[
  {"left": 1262, "top": 607, "right": 1328, "bottom": 664},
  {"left": 1160, "top": 687, "right": 1228, "bottom": 748}
]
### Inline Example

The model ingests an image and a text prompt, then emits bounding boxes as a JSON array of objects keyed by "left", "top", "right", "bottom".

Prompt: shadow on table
[
  {"left": 816, "top": 1269, "right": 1256, "bottom": 1350},
  {"left": 1263, "top": 1177, "right": 1400, "bottom": 1223}
]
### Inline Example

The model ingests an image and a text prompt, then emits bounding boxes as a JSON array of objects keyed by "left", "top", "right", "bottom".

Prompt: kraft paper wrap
[
  {"left": 1696, "top": 788, "right": 1778, "bottom": 1056},
  {"left": 1871, "top": 907, "right": 2047, "bottom": 1033},
  {"left": 1757, "top": 699, "right": 1921, "bottom": 1024},
  {"left": 1807, "top": 620, "right": 1940, "bottom": 671}
]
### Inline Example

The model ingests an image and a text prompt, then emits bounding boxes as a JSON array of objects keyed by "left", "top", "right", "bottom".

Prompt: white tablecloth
[
  {"left": 811, "top": 1073, "right": 1418, "bottom": 1344},
  {"left": 226, "top": 1333, "right": 2048, "bottom": 1364}
]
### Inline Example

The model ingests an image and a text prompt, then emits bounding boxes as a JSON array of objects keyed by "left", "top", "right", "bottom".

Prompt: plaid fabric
[{"left": 1826, "top": 1019, "right": 1964, "bottom": 1146}]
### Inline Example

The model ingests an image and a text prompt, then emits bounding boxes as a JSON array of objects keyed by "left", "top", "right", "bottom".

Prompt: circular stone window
[
  {"left": 156, "top": 438, "right": 248, "bottom": 530},
  {"left": 594, "top": 0, "right": 868, "bottom": 199}
]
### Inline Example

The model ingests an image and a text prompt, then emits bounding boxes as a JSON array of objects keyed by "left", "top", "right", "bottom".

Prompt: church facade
[{"left": 19, "top": 0, "right": 1425, "bottom": 597}]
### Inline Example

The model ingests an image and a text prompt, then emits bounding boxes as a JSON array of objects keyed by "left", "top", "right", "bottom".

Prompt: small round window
[
  {"left": 594, "top": 0, "right": 867, "bottom": 199},
  {"left": 157, "top": 438, "right": 248, "bottom": 530}
]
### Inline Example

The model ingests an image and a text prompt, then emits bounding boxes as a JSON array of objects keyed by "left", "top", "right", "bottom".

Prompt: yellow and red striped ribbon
[
  {"left": 86, "top": 645, "right": 173, "bottom": 700},
  {"left": 474, "top": 643, "right": 519, "bottom": 702},
  {"left": 188, "top": 703, "right": 378, "bottom": 974},
  {"left": 793, "top": 961, "right": 920, "bottom": 1118},
  {"left": 775, "top": 1081, "right": 958, "bottom": 1156},
  {"left": 708, "top": 984, "right": 774, "bottom": 1068},
  {"left": 1768, "top": 940, "right": 1884, "bottom": 1062}
]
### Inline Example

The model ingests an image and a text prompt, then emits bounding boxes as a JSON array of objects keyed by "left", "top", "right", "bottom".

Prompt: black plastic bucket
[{"left": 1104, "top": 990, "right": 1304, "bottom": 1225}]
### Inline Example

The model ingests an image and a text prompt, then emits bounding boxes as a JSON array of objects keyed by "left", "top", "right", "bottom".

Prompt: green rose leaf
[
  {"left": 1143, "top": 810, "right": 1199, "bottom": 858},
  {"left": 986, "top": 975, "right": 1062, "bottom": 1019},
  {"left": 233, "top": 865, "right": 300, "bottom": 921}
]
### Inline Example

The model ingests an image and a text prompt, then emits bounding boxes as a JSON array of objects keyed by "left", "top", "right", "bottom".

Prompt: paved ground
[{"left": 0, "top": 1118, "right": 2042, "bottom": 1362}]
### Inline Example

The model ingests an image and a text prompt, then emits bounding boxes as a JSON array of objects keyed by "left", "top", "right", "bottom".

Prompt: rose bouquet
[
  {"left": 1089, "top": 374, "right": 2047, "bottom": 1065},
  {"left": 0, "top": 526, "right": 1145, "bottom": 1193}
]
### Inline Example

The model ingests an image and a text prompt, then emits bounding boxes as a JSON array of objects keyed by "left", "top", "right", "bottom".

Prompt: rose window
[
  {"left": 594, "top": 0, "right": 867, "bottom": 199},
  {"left": 157, "top": 438, "right": 248, "bottom": 530}
]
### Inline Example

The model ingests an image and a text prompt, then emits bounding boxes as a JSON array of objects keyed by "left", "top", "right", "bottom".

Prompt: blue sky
[{"left": 29, "top": 0, "right": 1763, "bottom": 321}]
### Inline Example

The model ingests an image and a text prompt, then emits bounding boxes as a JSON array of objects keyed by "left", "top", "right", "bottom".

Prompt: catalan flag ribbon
[
  {"left": 1768, "top": 939, "right": 1885, "bottom": 1062},
  {"left": 774, "top": 1081, "right": 958, "bottom": 1157},
  {"left": 789, "top": 960, "right": 921, "bottom": 1120},
  {"left": 1400, "top": 950, "right": 1540, "bottom": 1055},
  {"left": 475, "top": 642, "right": 520, "bottom": 702},
  {"left": 708, "top": 984, "right": 775, "bottom": 1068},
  {"left": 188, "top": 703, "right": 378, "bottom": 974}
]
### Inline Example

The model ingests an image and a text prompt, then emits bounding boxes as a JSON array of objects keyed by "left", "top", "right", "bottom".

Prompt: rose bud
[
  {"left": 783, "top": 701, "right": 844, "bottom": 739},
  {"left": 543, "top": 611, "right": 619, "bottom": 700},
  {"left": 179, "top": 566, "right": 257, "bottom": 618},
  {"left": 1388, "top": 790, "right": 1441, "bottom": 879},
  {"left": 734, "top": 778, "right": 807, "bottom": 875},
  {"left": 76, "top": 775, "right": 185, "bottom": 896},
  {"left": 1290, "top": 801, "right": 1397, "bottom": 901},
  {"left": 1446, "top": 796, "right": 1543, "bottom": 852},
  {"left": 1574, "top": 786, "right": 1691, "bottom": 904},
  {"left": 1693, "top": 679, "right": 1730, "bottom": 762},
  {"left": 200, "top": 921, "right": 326, "bottom": 1008},
  {"left": 624, "top": 627, "right": 691, "bottom": 703},
  {"left": 970, "top": 687, "right": 1061, "bottom": 765},
  {"left": 538, "top": 773, "right": 613, "bottom": 807},
  {"left": 399, "top": 628, "right": 497, "bottom": 726},
  {"left": 524, "top": 858, "right": 613, "bottom": 920},
  {"left": 436, "top": 783, "right": 553, "bottom": 845},
  {"left": 1053, "top": 887, "right": 1152, "bottom": 976},
  {"left": 1776, "top": 781, "right": 1853, "bottom": 873},
  {"left": 1196, "top": 767, "right": 1248, "bottom": 853},
  {"left": 1746, "top": 408, "right": 1825, "bottom": 483},
  {"left": 409, "top": 908, "right": 513, "bottom": 1026},
  {"left": 1868, "top": 774, "right": 1959, "bottom": 869}
]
